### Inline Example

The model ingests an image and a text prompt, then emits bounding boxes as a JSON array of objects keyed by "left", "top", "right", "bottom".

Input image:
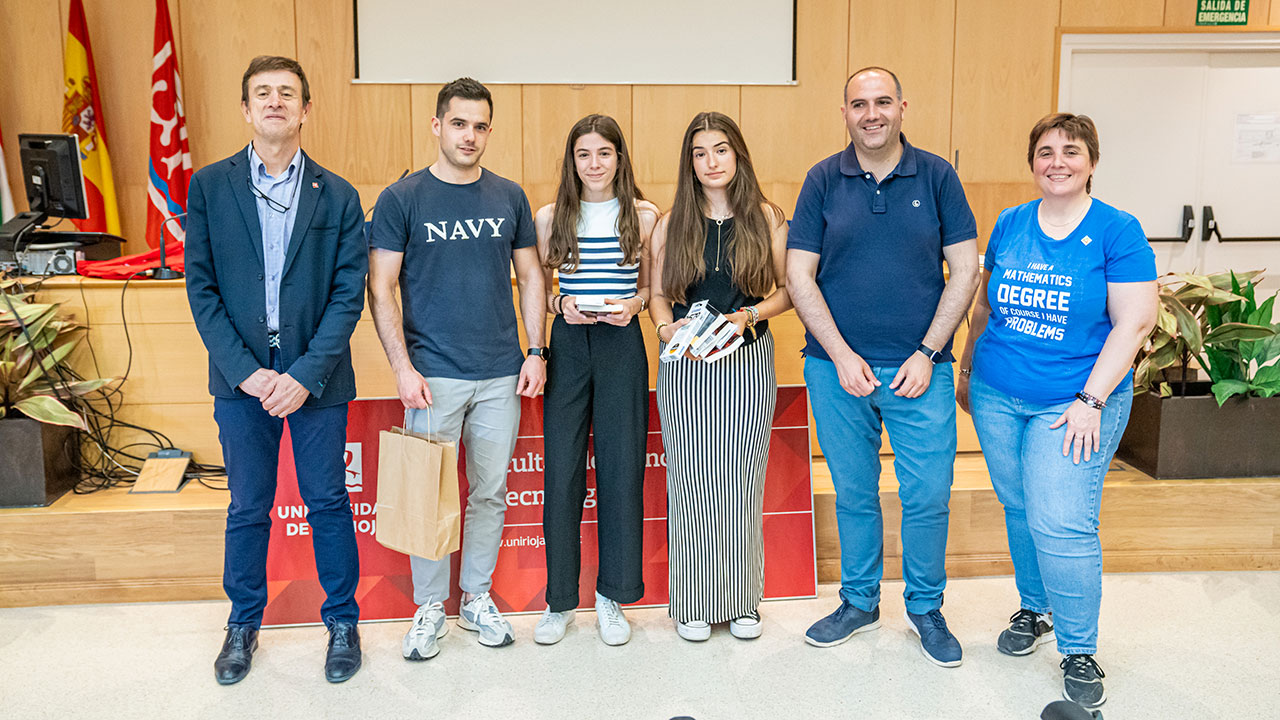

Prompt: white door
[{"left": 1063, "top": 45, "right": 1280, "bottom": 293}]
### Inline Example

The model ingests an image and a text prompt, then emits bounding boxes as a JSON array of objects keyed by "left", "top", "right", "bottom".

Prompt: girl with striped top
[
  {"left": 649, "top": 112, "right": 791, "bottom": 642},
  {"left": 533, "top": 114, "right": 660, "bottom": 646}
]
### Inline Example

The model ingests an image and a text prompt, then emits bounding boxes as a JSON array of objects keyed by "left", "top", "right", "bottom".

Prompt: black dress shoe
[
  {"left": 324, "top": 620, "right": 362, "bottom": 683},
  {"left": 214, "top": 626, "right": 259, "bottom": 685}
]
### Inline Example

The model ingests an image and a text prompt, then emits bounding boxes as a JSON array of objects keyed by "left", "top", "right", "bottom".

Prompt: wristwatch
[
  {"left": 527, "top": 347, "right": 548, "bottom": 361},
  {"left": 916, "top": 343, "right": 944, "bottom": 364}
]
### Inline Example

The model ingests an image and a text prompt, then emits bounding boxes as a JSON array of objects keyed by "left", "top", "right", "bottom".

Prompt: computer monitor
[{"left": 18, "top": 133, "right": 88, "bottom": 220}]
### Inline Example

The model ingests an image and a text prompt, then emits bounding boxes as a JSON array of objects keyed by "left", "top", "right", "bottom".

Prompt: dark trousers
[
  {"left": 542, "top": 315, "right": 648, "bottom": 611},
  {"left": 214, "top": 352, "right": 360, "bottom": 628}
]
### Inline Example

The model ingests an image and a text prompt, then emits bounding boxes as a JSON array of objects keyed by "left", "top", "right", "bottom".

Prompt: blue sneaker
[
  {"left": 804, "top": 601, "right": 880, "bottom": 647},
  {"left": 904, "top": 609, "right": 963, "bottom": 667}
]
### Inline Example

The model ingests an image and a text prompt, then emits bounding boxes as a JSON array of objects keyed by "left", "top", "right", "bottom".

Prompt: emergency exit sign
[{"left": 1196, "top": 0, "right": 1249, "bottom": 25}]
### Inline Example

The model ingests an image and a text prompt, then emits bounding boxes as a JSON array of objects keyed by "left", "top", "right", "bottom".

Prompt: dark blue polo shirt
[{"left": 788, "top": 136, "right": 977, "bottom": 365}]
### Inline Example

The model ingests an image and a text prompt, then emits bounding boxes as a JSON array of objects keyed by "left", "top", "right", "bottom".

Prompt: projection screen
[{"left": 354, "top": 0, "right": 796, "bottom": 85}]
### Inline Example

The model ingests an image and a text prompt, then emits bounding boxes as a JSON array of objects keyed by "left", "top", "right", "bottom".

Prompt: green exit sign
[{"left": 1197, "top": 0, "right": 1249, "bottom": 25}]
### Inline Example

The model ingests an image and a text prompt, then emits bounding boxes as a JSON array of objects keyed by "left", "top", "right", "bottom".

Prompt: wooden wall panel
[
  {"left": 1273, "top": 0, "right": 1280, "bottom": 24},
  {"left": 409, "top": 84, "right": 524, "bottom": 188},
  {"left": 0, "top": 0, "right": 69, "bottom": 215},
  {"left": 742, "top": 0, "right": 850, "bottom": 218},
  {"left": 520, "top": 86, "right": 632, "bottom": 209},
  {"left": 1164, "top": 0, "right": 1274, "bottom": 27},
  {"left": 178, "top": 0, "right": 295, "bottom": 170},
  {"left": 966, "top": 181, "right": 1040, "bottom": 250},
  {"left": 630, "top": 86, "right": 740, "bottom": 211},
  {"left": 1060, "top": 0, "right": 1165, "bottom": 26},
  {"left": 848, "top": 0, "right": 956, "bottom": 158},
  {"left": 952, "top": 0, "right": 1061, "bottom": 184},
  {"left": 295, "top": 0, "right": 410, "bottom": 211}
]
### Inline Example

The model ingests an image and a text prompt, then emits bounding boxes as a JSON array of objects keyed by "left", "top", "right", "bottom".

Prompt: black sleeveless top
[{"left": 672, "top": 217, "right": 768, "bottom": 346}]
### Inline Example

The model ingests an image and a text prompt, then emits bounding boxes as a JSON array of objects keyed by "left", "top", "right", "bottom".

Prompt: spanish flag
[{"left": 62, "top": 0, "right": 120, "bottom": 234}]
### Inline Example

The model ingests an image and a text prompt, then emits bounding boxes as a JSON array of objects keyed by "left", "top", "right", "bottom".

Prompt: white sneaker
[
  {"left": 402, "top": 602, "right": 448, "bottom": 660},
  {"left": 594, "top": 592, "right": 631, "bottom": 646},
  {"left": 458, "top": 591, "right": 514, "bottom": 647},
  {"left": 730, "top": 611, "right": 762, "bottom": 639},
  {"left": 675, "top": 619, "right": 711, "bottom": 642},
  {"left": 534, "top": 607, "right": 575, "bottom": 645}
]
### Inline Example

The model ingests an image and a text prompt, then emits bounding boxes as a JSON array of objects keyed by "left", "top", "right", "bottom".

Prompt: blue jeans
[
  {"left": 968, "top": 370, "right": 1133, "bottom": 656},
  {"left": 214, "top": 369, "right": 359, "bottom": 628},
  {"left": 805, "top": 357, "right": 956, "bottom": 615}
]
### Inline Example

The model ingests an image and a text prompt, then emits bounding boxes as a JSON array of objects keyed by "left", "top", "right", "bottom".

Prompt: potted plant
[
  {"left": 0, "top": 273, "right": 112, "bottom": 506},
  {"left": 1119, "top": 270, "right": 1280, "bottom": 479}
]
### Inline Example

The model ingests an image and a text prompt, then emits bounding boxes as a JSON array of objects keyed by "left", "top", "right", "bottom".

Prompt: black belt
[{"left": 267, "top": 331, "right": 280, "bottom": 348}]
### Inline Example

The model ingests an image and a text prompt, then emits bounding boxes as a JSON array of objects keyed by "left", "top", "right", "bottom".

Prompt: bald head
[{"left": 845, "top": 66, "right": 902, "bottom": 104}]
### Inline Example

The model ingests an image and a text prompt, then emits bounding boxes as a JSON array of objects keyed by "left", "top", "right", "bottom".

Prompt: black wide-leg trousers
[{"left": 542, "top": 314, "right": 649, "bottom": 612}]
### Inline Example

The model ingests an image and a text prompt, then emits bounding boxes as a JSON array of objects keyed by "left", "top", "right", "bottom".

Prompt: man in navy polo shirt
[{"left": 787, "top": 66, "right": 980, "bottom": 667}]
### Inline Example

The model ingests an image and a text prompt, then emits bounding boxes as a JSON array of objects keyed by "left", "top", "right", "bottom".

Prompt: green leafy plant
[
  {"left": 1, "top": 274, "right": 114, "bottom": 429},
  {"left": 1135, "top": 270, "right": 1280, "bottom": 405}
]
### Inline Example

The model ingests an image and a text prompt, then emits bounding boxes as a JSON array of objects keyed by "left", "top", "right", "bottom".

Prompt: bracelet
[
  {"left": 1075, "top": 391, "right": 1106, "bottom": 410},
  {"left": 959, "top": 367, "right": 972, "bottom": 376},
  {"left": 737, "top": 306, "right": 760, "bottom": 328},
  {"left": 655, "top": 322, "right": 669, "bottom": 343},
  {"left": 554, "top": 294, "right": 566, "bottom": 315},
  {"left": 636, "top": 295, "right": 647, "bottom": 312}
]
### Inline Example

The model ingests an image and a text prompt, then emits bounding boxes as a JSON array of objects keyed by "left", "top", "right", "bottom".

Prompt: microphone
[{"left": 152, "top": 212, "right": 187, "bottom": 280}]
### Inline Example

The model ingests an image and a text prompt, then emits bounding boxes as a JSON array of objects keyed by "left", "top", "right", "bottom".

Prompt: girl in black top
[{"left": 648, "top": 112, "right": 791, "bottom": 641}]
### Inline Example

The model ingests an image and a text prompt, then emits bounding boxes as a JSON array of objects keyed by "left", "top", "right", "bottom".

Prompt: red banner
[
  {"left": 145, "top": 0, "right": 191, "bottom": 249},
  {"left": 262, "top": 386, "right": 816, "bottom": 627}
]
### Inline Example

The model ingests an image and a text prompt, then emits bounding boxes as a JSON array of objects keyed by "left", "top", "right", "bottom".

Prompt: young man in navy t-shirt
[
  {"left": 786, "top": 67, "right": 980, "bottom": 667},
  {"left": 368, "top": 78, "right": 546, "bottom": 659}
]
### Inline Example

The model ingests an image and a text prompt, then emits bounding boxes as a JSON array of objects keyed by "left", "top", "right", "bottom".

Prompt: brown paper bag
[{"left": 375, "top": 426, "right": 461, "bottom": 561}]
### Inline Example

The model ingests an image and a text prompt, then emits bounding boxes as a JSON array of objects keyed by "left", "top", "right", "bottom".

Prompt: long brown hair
[
  {"left": 544, "top": 114, "right": 645, "bottom": 271},
  {"left": 662, "top": 112, "right": 780, "bottom": 305}
]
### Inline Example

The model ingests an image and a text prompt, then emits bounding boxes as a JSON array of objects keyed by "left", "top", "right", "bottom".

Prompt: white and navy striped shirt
[{"left": 558, "top": 198, "right": 638, "bottom": 300}]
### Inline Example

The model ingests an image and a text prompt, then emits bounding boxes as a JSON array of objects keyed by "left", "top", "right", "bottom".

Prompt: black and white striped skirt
[{"left": 656, "top": 329, "right": 776, "bottom": 623}]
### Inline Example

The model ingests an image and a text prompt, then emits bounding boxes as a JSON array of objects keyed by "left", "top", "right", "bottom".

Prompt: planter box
[
  {"left": 1117, "top": 384, "right": 1280, "bottom": 479},
  {"left": 0, "top": 415, "right": 78, "bottom": 508}
]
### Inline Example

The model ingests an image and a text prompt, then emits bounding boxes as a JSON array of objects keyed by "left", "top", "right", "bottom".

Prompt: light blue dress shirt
[{"left": 247, "top": 144, "right": 304, "bottom": 333}]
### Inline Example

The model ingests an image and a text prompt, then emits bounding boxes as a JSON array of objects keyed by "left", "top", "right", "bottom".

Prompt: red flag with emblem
[{"left": 145, "top": 0, "right": 190, "bottom": 250}]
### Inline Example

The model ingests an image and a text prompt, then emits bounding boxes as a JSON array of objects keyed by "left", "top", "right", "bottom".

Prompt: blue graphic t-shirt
[
  {"left": 973, "top": 198, "right": 1156, "bottom": 404},
  {"left": 369, "top": 168, "right": 536, "bottom": 380}
]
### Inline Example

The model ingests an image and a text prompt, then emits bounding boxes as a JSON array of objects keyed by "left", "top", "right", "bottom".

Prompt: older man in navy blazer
[{"left": 185, "top": 55, "right": 367, "bottom": 686}]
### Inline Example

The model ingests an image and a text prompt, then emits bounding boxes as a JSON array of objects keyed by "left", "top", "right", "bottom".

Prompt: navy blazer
[{"left": 184, "top": 146, "right": 367, "bottom": 407}]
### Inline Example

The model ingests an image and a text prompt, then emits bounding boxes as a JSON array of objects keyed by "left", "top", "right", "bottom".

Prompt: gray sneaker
[
  {"left": 458, "top": 592, "right": 514, "bottom": 647},
  {"left": 1061, "top": 654, "right": 1107, "bottom": 709},
  {"left": 998, "top": 609, "right": 1055, "bottom": 656},
  {"left": 402, "top": 602, "right": 448, "bottom": 660}
]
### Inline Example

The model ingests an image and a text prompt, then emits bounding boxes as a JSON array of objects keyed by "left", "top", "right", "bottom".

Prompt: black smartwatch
[
  {"left": 527, "top": 347, "right": 547, "bottom": 361},
  {"left": 916, "top": 343, "right": 944, "bottom": 364}
]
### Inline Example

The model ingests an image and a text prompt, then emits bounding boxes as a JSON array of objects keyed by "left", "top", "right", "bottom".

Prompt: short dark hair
[
  {"left": 241, "top": 55, "right": 310, "bottom": 106},
  {"left": 436, "top": 77, "right": 493, "bottom": 119},
  {"left": 1027, "top": 113, "right": 1101, "bottom": 193},
  {"left": 845, "top": 66, "right": 902, "bottom": 103}
]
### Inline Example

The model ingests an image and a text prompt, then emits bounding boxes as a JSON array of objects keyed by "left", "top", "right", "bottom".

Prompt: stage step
[
  {"left": 813, "top": 453, "right": 1280, "bottom": 583},
  {"left": 3, "top": 456, "right": 1279, "bottom": 607}
]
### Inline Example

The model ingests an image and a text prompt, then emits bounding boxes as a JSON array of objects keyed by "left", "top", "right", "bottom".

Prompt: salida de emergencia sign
[{"left": 1196, "top": 0, "right": 1249, "bottom": 25}]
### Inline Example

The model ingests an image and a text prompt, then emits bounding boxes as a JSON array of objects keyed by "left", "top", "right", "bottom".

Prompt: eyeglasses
[{"left": 246, "top": 177, "right": 293, "bottom": 214}]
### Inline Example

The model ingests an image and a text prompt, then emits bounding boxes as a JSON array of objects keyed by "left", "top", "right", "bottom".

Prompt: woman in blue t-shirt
[
  {"left": 532, "top": 114, "right": 660, "bottom": 647},
  {"left": 956, "top": 113, "right": 1158, "bottom": 710}
]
